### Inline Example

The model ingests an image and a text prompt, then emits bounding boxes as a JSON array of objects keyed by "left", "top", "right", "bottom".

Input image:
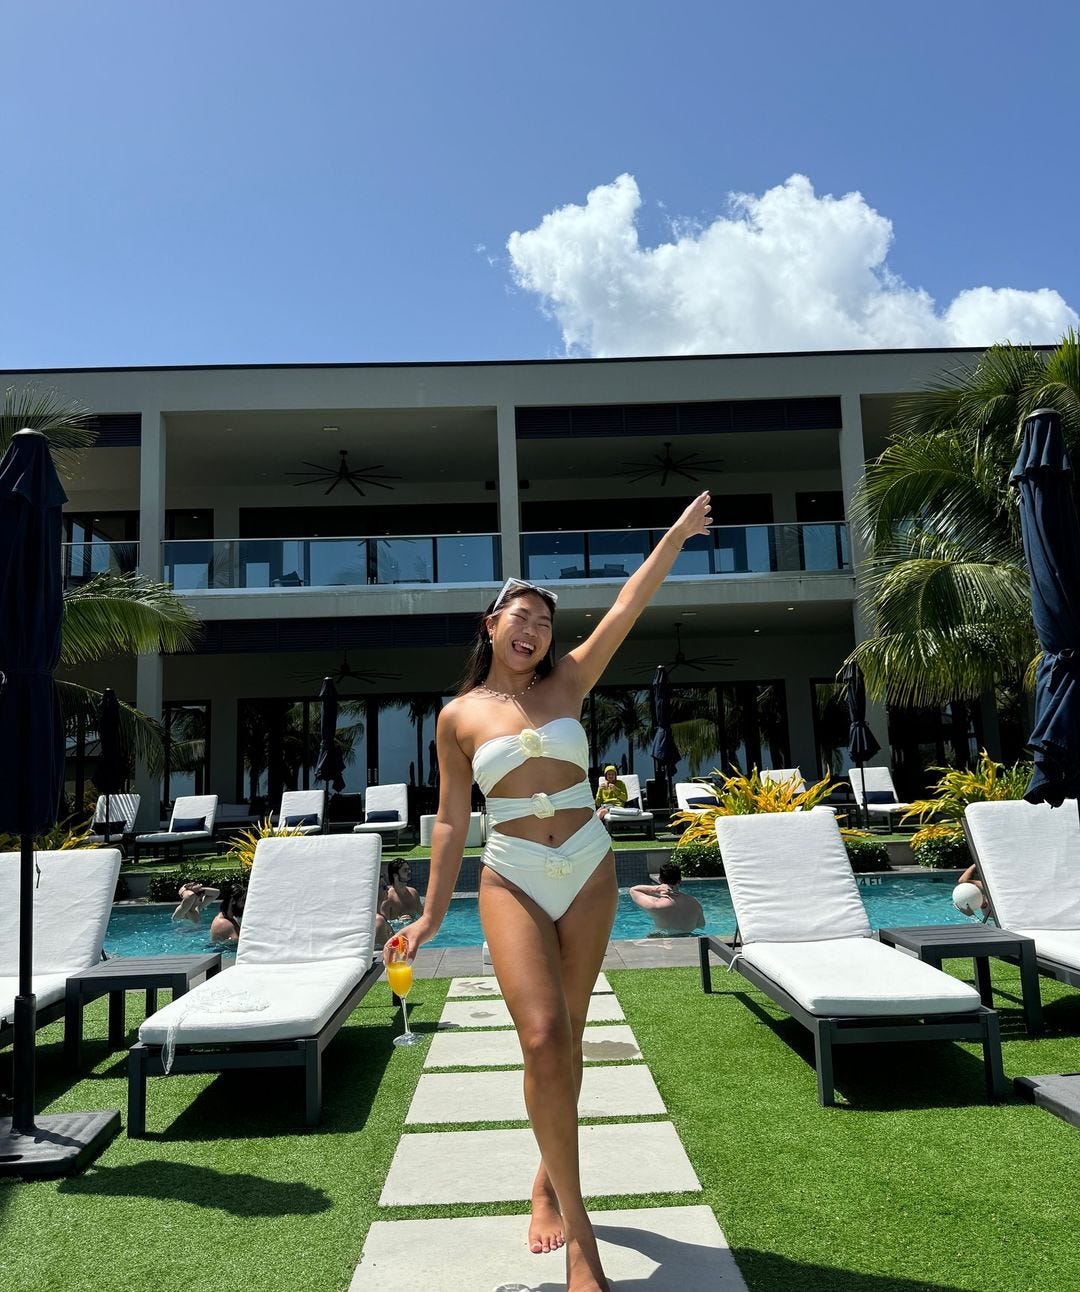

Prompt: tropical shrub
[
  {"left": 145, "top": 865, "right": 249, "bottom": 902},
  {"left": 0, "top": 816, "right": 100, "bottom": 852},
  {"left": 844, "top": 836, "right": 892, "bottom": 872},
  {"left": 911, "top": 830, "right": 974, "bottom": 870},
  {"left": 226, "top": 816, "right": 308, "bottom": 870},
  {"left": 672, "top": 766, "right": 837, "bottom": 844},
  {"left": 671, "top": 838, "right": 724, "bottom": 876},
  {"left": 901, "top": 750, "right": 1031, "bottom": 851}
]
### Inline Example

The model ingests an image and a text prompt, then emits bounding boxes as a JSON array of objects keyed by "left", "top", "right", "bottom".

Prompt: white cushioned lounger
[
  {"left": 128, "top": 833, "right": 383, "bottom": 1135},
  {"left": 964, "top": 800, "right": 1080, "bottom": 988},
  {"left": 277, "top": 789, "right": 326, "bottom": 835},
  {"left": 698, "top": 810, "right": 1003, "bottom": 1105},
  {"left": 134, "top": 793, "right": 219, "bottom": 858},
  {"left": 0, "top": 848, "right": 122, "bottom": 1038},
  {"left": 353, "top": 783, "right": 409, "bottom": 838}
]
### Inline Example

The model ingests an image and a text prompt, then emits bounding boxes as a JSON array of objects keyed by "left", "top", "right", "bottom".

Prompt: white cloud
[{"left": 506, "top": 173, "right": 1077, "bottom": 356}]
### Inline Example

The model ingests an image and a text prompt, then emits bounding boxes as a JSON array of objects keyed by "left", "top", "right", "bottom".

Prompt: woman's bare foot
[{"left": 528, "top": 1178, "right": 564, "bottom": 1253}]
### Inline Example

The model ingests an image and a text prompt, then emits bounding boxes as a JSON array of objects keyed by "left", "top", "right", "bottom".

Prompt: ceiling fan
[
  {"left": 287, "top": 449, "right": 401, "bottom": 496},
  {"left": 294, "top": 654, "right": 402, "bottom": 687},
  {"left": 614, "top": 441, "right": 725, "bottom": 486},
  {"left": 639, "top": 624, "right": 736, "bottom": 675}
]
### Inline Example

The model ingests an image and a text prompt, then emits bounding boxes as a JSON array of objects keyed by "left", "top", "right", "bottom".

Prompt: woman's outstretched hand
[{"left": 672, "top": 491, "right": 712, "bottom": 543}]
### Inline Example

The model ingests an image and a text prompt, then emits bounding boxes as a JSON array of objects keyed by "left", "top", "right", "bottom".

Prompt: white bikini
[{"left": 472, "top": 717, "right": 612, "bottom": 920}]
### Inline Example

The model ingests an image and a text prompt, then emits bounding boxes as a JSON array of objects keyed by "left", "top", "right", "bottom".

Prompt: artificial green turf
[
  {"left": 3, "top": 961, "right": 1078, "bottom": 1292},
  {"left": 612, "top": 963, "right": 1080, "bottom": 1292},
  {"left": 0, "top": 978, "right": 447, "bottom": 1292}
]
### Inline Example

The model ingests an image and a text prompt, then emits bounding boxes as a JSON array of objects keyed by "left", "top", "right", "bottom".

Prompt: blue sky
[{"left": 3, "top": 0, "right": 1078, "bottom": 367}]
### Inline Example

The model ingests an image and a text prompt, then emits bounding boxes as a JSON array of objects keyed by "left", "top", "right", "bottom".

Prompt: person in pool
[
  {"left": 383, "top": 492, "right": 711, "bottom": 1292},
  {"left": 380, "top": 858, "right": 422, "bottom": 921},
  {"left": 209, "top": 880, "right": 245, "bottom": 944},
  {"left": 630, "top": 862, "right": 704, "bottom": 935},
  {"left": 171, "top": 882, "right": 219, "bottom": 925}
]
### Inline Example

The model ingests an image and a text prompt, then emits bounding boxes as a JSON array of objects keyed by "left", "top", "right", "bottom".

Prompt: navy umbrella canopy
[
  {"left": 1010, "top": 408, "right": 1080, "bottom": 805},
  {"left": 650, "top": 664, "right": 681, "bottom": 784},
  {"left": 314, "top": 677, "right": 347, "bottom": 824},
  {"left": 0, "top": 430, "right": 119, "bottom": 1172}
]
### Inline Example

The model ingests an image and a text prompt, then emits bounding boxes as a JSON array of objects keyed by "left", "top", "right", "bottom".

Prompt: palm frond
[
  {"left": 61, "top": 574, "right": 200, "bottom": 664},
  {"left": 57, "top": 680, "right": 166, "bottom": 773},
  {"left": 1, "top": 385, "right": 97, "bottom": 477}
]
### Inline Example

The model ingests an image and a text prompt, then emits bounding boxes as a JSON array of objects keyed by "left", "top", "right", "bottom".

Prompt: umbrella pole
[
  {"left": 323, "top": 780, "right": 330, "bottom": 834},
  {"left": 860, "top": 764, "right": 868, "bottom": 831},
  {"left": 12, "top": 833, "right": 37, "bottom": 1134},
  {"left": 104, "top": 791, "right": 111, "bottom": 845}
]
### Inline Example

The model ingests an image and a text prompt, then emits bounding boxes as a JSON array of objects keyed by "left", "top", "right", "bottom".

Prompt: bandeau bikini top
[{"left": 471, "top": 717, "right": 589, "bottom": 796}]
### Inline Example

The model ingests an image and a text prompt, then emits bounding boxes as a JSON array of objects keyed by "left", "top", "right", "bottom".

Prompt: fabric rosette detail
[
  {"left": 518, "top": 728, "right": 543, "bottom": 757},
  {"left": 544, "top": 854, "right": 574, "bottom": 879},
  {"left": 530, "top": 791, "right": 555, "bottom": 818}
]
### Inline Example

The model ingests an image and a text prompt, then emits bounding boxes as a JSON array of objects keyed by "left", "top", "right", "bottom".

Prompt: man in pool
[
  {"left": 171, "top": 882, "right": 220, "bottom": 925},
  {"left": 380, "top": 858, "right": 422, "bottom": 921},
  {"left": 629, "top": 863, "right": 704, "bottom": 935}
]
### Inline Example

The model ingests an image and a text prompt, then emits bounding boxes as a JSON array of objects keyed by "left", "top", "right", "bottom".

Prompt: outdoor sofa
[
  {"left": 127, "top": 833, "right": 383, "bottom": 1135},
  {"left": 699, "top": 809, "right": 1006, "bottom": 1105},
  {"left": 1, "top": 848, "right": 122, "bottom": 1048}
]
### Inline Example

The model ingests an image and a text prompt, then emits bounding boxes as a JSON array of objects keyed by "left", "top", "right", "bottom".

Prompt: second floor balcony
[{"left": 62, "top": 522, "right": 850, "bottom": 593}]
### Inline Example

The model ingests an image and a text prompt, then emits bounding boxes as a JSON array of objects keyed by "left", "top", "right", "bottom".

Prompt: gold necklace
[{"left": 476, "top": 674, "right": 539, "bottom": 702}]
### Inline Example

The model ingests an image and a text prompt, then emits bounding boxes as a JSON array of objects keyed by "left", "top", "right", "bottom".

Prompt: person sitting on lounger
[
  {"left": 380, "top": 859, "right": 422, "bottom": 921},
  {"left": 172, "top": 882, "right": 220, "bottom": 925},
  {"left": 594, "top": 764, "right": 628, "bottom": 824},
  {"left": 630, "top": 862, "right": 704, "bottom": 935}
]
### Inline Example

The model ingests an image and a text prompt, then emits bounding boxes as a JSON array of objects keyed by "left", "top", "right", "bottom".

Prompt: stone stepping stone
[
  {"left": 380, "top": 1121, "right": 699, "bottom": 1205},
  {"left": 425, "top": 1024, "right": 643, "bottom": 1069},
  {"left": 448, "top": 971, "right": 613, "bottom": 997},
  {"left": 352, "top": 1205, "right": 748, "bottom": 1290},
  {"left": 438, "top": 994, "right": 624, "bottom": 1030},
  {"left": 406, "top": 1063, "right": 666, "bottom": 1124}
]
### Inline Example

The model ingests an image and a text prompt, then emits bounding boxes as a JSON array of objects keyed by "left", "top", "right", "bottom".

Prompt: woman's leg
[{"left": 479, "top": 858, "right": 616, "bottom": 1291}]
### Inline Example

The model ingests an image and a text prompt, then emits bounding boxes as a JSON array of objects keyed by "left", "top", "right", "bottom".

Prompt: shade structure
[
  {"left": 650, "top": 665, "right": 681, "bottom": 786},
  {"left": 313, "top": 677, "right": 345, "bottom": 832},
  {"left": 1010, "top": 408, "right": 1080, "bottom": 805},
  {"left": 841, "top": 659, "right": 880, "bottom": 824},
  {"left": 92, "top": 687, "right": 125, "bottom": 843},
  {"left": 0, "top": 429, "right": 119, "bottom": 1177}
]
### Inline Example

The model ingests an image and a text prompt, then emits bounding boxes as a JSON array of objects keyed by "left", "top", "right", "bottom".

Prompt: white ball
[{"left": 952, "top": 882, "right": 984, "bottom": 916}]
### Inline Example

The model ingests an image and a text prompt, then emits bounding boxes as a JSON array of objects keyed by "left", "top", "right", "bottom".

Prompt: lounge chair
[
  {"left": 760, "top": 768, "right": 807, "bottom": 793},
  {"left": 352, "top": 783, "right": 409, "bottom": 842},
  {"left": 1, "top": 848, "right": 122, "bottom": 1048},
  {"left": 277, "top": 789, "right": 327, "bottom": 835},
  {"left": 602, "top": 774, "right": 655, "bottom": 839},
  {"left": 674, "top": 782, "right": 719, "bottom": 814},
  {"left": 132, "top": 794, "right": 219, "bottom": 862},
  {"left": 86, "top": 793, "right": 140, "bottom": 843},
  {"left": 127, "top": 833, "right": 384, "bottom": 1136},
  {"left": 699, "top": 810, "right": 1005, "bottom": 1105},
  {"left": 963, "top": 800, "right": 1080, "bottom": 992},
  {"left": 849, "top": 766, "right": 912, "bottom": 828}
]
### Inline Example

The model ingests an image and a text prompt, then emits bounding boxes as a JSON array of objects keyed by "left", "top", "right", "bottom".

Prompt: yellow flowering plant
[
  {"left": 672, "top": 766, "right": 840, "bottom": 846},
  {"left": 226, "top": 816, "right": 308, "bottom": 870}
]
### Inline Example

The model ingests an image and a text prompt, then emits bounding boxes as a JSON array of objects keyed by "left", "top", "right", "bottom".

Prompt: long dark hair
[{"left": 457, "top": 588, "right": 558, "bottom": 695}]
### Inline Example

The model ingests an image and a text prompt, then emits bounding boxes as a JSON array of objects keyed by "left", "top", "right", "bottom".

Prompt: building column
[
  {"left": 839, "top": 392, "right": 890, "bottom": 764},
  {"left": 134, "top": 651, "right": 164, "bottom": 828},
  {"left": 495, "top": 403, "right": 521, "bottom": 580},
  {"left": 137, "top": 409, "right": 166, "bottom": 581}
]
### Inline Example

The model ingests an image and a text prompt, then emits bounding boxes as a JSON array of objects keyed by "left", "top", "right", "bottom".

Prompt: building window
[
  {"left": 236, "top": 696, "right": 366, "bottom": 807},
  {"left": 810, "top": 678, "right": 850, "bottom": 778},
  {"left": 163, "top": 702, "right": 210, "bottom": 808}
]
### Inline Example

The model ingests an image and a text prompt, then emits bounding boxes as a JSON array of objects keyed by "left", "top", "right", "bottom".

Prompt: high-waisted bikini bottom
[{"left": 481, "top": 813, "right": 612, "bottom": 921}]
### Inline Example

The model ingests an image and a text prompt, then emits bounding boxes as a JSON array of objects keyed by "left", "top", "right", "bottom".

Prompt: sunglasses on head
[{"left": 491, "top": 577, "right": 559, "bottom": 611}]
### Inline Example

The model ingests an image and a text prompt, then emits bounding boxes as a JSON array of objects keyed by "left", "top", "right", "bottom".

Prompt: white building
[{"left": 5, "top": 347, "right": 995, "bottom": 826}]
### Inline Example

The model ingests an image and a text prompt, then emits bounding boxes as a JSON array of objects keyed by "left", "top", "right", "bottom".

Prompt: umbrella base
[
  {"left": 0, "top": 1109, "right": 120, "bottom": 1179},
  {"left": 1014, "top": 1073, "right": 1080, "bottom": 1129}
]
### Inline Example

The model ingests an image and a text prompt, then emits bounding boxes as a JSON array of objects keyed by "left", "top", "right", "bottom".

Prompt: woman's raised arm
[{"left": 562, "top": 492, "right": 711, "bottom": 694}]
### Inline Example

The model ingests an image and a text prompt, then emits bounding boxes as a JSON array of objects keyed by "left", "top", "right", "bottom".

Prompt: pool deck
[{"left": 411, "top": 934, "right": 712, "bottom": 977}]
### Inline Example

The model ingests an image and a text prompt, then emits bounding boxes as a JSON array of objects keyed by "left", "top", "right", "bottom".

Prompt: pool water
[{"left": 104, "top": 875, "right": 972, "bottom": 956}]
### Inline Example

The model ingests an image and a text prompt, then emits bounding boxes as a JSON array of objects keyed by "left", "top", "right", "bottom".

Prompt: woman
[{"left": 386, "top": 491, "right": 711, "bottom": 1292}]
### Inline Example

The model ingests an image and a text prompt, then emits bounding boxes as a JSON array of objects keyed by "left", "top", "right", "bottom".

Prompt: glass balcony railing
[
  {"left": 161, "top": 534, "right": 501, "bottom": 591},
  {"left": 520, "top": 522, "right": 850, "bottom": 582},
  {"left": 62, "top": 541, "right": 140, "bottom": 588}
]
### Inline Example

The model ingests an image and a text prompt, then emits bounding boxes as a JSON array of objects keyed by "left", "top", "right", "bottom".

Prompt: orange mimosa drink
[{"left": 386, "top": 960, "right": 413, "bottom": 998}]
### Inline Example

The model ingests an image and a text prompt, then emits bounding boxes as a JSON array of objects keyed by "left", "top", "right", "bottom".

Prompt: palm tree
[
  {"left": 2, "top": 385, "right": 200, "bottom": 772},
  {"left": 850, "top": 331, "right": 1080, "bottom": 709}
]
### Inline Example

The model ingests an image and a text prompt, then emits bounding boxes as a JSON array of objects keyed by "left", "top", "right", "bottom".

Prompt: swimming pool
[{"left": 104, "top": 873, "right": 972, "bottom": 956}]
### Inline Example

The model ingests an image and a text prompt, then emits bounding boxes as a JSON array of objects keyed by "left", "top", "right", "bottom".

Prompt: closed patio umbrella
[
  {"left": 1010, "top": 408, "right": 1080, "bottom": 805},
  {"left": 0, "top": 429, "right": 119, "bottom": 1176},
  {"left": 841, "top": 659, "right": 880, "bottom": 828},
  {"left": 92, "top": 687, "right": 125, "bottom": 843},
  {"left": 650, "top": 665, "right": 680, "bottom": 807},
  {"left": 313, "top": 677, "right": 345, "bottom": 833}
]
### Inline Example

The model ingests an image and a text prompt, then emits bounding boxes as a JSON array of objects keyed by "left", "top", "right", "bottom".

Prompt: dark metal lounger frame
[
  {"left": 127, "top": 959, "right": 384, "bottom": 1136},
  {"left": 961, "top": 818, "right": 1080, "bottom": 993},
  {"left": 698, "top": 934, "right": 1007, "bottom": 1106}
]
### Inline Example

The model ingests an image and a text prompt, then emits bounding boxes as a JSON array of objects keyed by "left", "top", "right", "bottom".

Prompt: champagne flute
[{"left": 386, "top": 936, "right": 420, "bottom": 1047}]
